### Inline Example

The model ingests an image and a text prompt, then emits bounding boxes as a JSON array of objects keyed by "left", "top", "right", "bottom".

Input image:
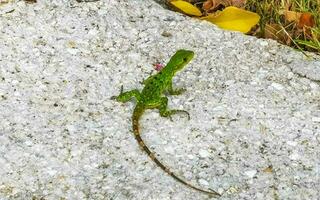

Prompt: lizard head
[{"left": 167, "top": 49, "right": 194, "bottom": 72}]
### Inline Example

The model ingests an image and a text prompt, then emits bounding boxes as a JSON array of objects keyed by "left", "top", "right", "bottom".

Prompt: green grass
[{"left": 245, "top": 0, "right": 320, "bottom": 53}]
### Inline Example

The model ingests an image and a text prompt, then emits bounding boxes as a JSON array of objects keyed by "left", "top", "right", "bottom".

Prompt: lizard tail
[{"left": 132, "top": 105, "right": 221, "bottom": 196}]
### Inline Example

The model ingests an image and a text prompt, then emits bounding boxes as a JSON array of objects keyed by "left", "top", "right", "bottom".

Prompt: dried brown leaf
[
  {"left": 202, "top": 0, "right": 222, "bottom": 12},
  {"left": 284, "top": 10, "right": 301, "bottom": 23},
  {"left": 265, "top": 23, "right": 291, "bottom": 45},
  {"left": 298, "top": 12, "right": 315, "bottom": 29}
]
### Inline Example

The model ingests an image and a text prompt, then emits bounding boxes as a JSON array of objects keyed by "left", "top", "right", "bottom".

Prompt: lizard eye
[{"left": 183, "top": 57, "right": 187, "bottom": 62}]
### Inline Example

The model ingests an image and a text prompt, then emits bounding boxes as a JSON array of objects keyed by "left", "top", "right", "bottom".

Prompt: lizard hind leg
[
  {"left": 112, "top": 85, "right": 141, "bottom": 103},
  {"left": 158, "top": 97, "right": 190, "bottom": 120}
]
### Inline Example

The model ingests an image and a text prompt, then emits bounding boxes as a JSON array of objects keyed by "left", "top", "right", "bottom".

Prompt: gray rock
[{"left": 0, "top": 0, "right": 319, "bottom": 199}]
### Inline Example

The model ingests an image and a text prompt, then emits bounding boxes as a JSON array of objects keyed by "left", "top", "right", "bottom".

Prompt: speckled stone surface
[{"left": 0, "top": 0, "right": 319, "bottom": 199}]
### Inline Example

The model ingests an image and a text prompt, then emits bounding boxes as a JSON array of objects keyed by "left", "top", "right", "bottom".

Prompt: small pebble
[
  {"left": 286, "top": 141, "right": 297, "bottom": 146},
  {"left": 289, "top": 152, "right": 300, "bottom": 160},
  {"left": 312, "top": 117, "right": 320, "bottom": 122},
  {"left": 259, "top": 40, "right": 268, "bottom": 46},
  {"left": 271, "top": 82, "right": 284, "bottom": 90},
  {"left": 164, "top": 146, "right": 175, "bottom": 155},
  {"left": 199, "top": 149, "right": 210, "bottom": 158},
  {"left": 287, "top": 72, "right": 294, "bottom": 79},
  {"left": 214, "top": 129, "right": 224, "bottom": 135},
  {"left": 198, "top": 179, "right": 209, "bottom": 186},
  {"left": 244, "top": 170, "right": 257, "bottom": 178}
]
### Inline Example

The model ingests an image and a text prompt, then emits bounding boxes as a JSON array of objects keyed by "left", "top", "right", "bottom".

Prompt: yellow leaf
[
  {"left": 170, "top": 1, "right": 202, "bottom": 17},
  {"left": 202, "top": 6, "right": 260, "bottom": 33}
]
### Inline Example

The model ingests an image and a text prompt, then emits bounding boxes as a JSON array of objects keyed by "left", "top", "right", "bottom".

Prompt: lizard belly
[
  {"left": 141, "top": 86, "right": 162, "bottom": 99},
  {"left": 141, "top": 96, "right": 162, "bottom": 108}
]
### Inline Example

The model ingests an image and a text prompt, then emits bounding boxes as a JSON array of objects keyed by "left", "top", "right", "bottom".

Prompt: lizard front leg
[
  {"left": 111, "top": 85, "right": 141, "bottom": 102},
  {"left": 141, "top": 73, "right": 154, "bottom": 85},
  {"left": 158, "top": 97, "right": 190, "bottom": 120},
  {"left": 167, "top": 80, "right": 186, "bottom": 95}
]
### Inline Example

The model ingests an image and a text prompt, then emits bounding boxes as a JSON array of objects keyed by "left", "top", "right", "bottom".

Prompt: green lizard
[{"left": 112, "top": 49, "right": 220, "bottom": 196}]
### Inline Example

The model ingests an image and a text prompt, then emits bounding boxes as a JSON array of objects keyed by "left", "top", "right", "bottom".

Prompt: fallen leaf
[
  {"left": 230, "top": 0, "right": 246, "bottom": 8},
  {"left": 283, "top": 10, "right": 301, "bottom": 23},
  {"left": 298, "top": 12, "right": 315, "bottom": 29},
  {"left": 170, "top": 0, "right": 202, "bottom": 16},
  {"left": 203, "top": 0, "right": 222, "bottom": 11},
  {"left": 264, "top": 23, "right": 290, "bottom": 45},
  {"left": 202, "top": 6, "right": 260, "bottom": 33},
  {"left": 283, "top": 10, "right": 315, "bottom": 29},
  {"left": 203, "top": 0, "right": 213, "bottom": 11},
  {"left": 203, "top": 0, "right": 245, "bottom": 12}
]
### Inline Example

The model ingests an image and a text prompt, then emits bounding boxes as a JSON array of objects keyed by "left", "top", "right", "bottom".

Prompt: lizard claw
[
  {"left": 120, "top": 85, "right": 124, "bottom": 94},
  {"left": 110, "top": 95, "right": 117, "bottom": 100},
  {"left": 110, "top": 85, "right": 124, "bottom": 100},
  {"left": 175, "top": 110, "right": 190, "bottom": 120},
  {"left": 164, "top": 110, "right": 190, "bottom": 121},
  {"left": 180, "top": 110, "right": 190, "bottom": 120},
  {"left": 185, "top": 112, "right": 190, "bottom": 120},
  {"left": 169, "top": 115, "right": 173, "bottom": 122}
]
